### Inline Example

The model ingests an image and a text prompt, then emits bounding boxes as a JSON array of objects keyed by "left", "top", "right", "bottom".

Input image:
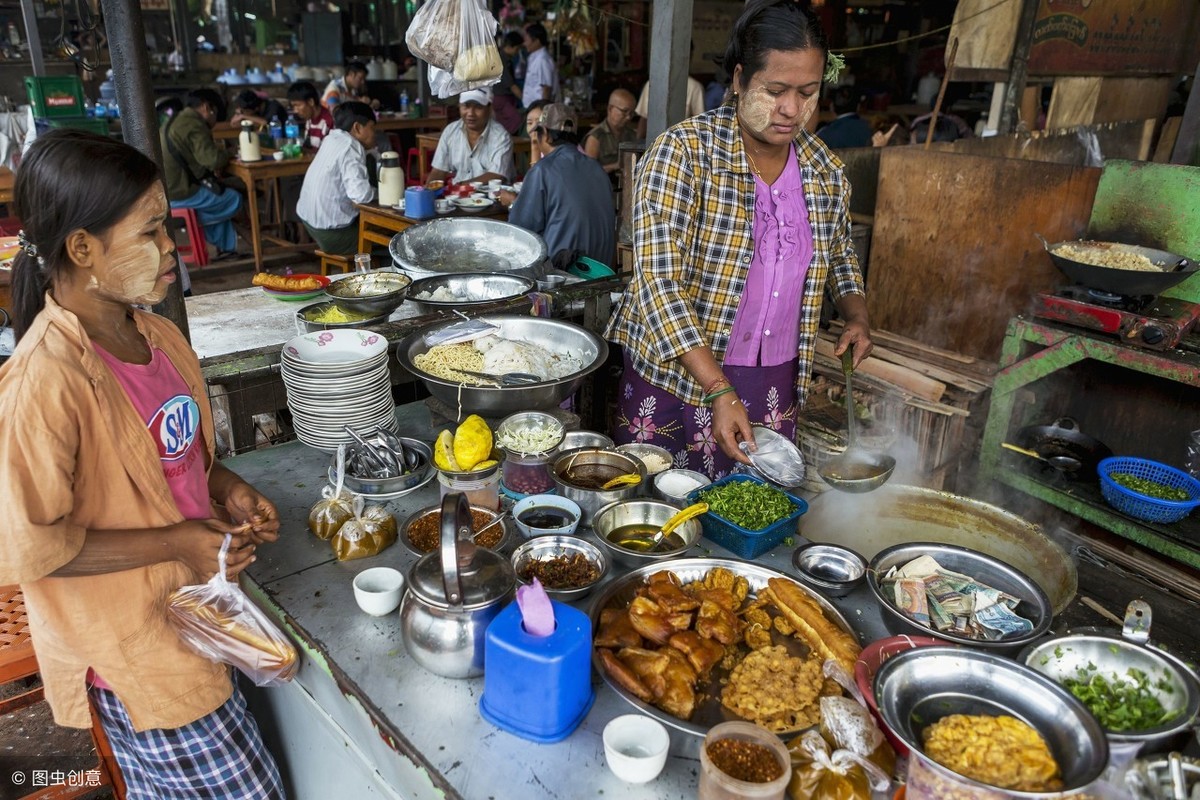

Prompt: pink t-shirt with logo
[{"left": 90, "top": 345, "right": 210, "bottom": 692}]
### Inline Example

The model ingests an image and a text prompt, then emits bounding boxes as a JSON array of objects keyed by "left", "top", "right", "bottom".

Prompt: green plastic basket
[{"left": 25, "top": 76, "right": 86, "bottom": 118}]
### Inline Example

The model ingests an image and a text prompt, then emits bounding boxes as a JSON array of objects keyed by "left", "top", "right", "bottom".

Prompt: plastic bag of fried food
[
  {"left": 818, "top": 660, "right": 896, "bottom": 777},
  {"left": 787, "top": 730, "right": 893, "bottom": 800}
]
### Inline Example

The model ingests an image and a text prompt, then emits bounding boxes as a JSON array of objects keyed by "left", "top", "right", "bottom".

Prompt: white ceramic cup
[
  {"left": 353, "top": 567, "right": 405, "bottom": 616},
  {"left": 272, "top": 151, "right": 285, "bottom": 161},
  {"left": 603, "top": 714, "right": 669, "bottom": 784},
  {"left": 435, "top": 199, "right": 452, "bottom": 213}
]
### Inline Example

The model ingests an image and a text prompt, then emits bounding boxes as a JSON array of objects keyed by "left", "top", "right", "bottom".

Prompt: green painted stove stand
[{"left": 978, "top": 317, "right": 1200, "bottom": 568}]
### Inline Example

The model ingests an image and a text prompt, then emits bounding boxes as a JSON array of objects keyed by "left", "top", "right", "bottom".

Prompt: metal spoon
[
  {"left": 456, "top": 368, "right": 541, "bottom": 386},
  {"left": 344, "top": 426, "right": 399, "bottom": 477},
  {"left": 817, "top": 350, "right": 896, "bottom": 493},
  {"left": 1001, "top": 442, "right": 1082, "bottom": 472},
  {"left": 471, "top": 511, "right": 509, "bottom": 544}
]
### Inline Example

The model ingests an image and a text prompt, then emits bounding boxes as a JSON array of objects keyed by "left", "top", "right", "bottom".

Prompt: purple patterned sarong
[{"left": 611, "top": 352, "right": 798, "bottom": 479}]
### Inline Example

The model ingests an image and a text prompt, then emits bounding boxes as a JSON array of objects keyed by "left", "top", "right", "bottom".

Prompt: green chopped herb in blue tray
[{"left": 698, "top": 480, "right": 797, "bottom": 531}]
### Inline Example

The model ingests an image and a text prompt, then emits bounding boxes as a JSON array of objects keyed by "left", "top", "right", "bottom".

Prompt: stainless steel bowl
[
  {"left": 511, "top": 535, "right": 609, "bottom": 601},
  {"left": 407, "top": 272, "right": 536, "bottom": 314},
  {"left": 330, "top": 437, "right": 432, "bottom": 496},
  {"left": 561, "top": 430, "right": 614, "bottom": 451},
  {"left": 867, "top": 541, "right": 1053, "bottom": 655},
  {"left": 295, "top": 301, "right": 390, "bottom": 332},
  {"left": 791, "top": 543, "right": 866, "bottom": 598},
  {"left": 1022, "top": 633, "right": 1200, "bottom": 750},
  {"left": 395, "top": 315, "right": 608, "bottom": 415},
  {"left": 324, "top": 270, "right": 412, "bottom": 316},
  {"left": 496, "top": 411, "right": 565, "bottom": 456},
  {"left": 400, "top": 504, "right": 510, "bottom": 556},
  {"left": 591, "top": 499, "right": 701, "bottom": 568},
  {"left": 615, "top": 443, "right": 674, "bottom": 477},
  {"left": 875, "top": 646, "right": 1109, "bottom": 795},
  {"left": 389, "top": 218, "right": 548, "bottom": 280},
  {"left": 550, "top": 449, "right": 646, "bottom": 526},
  {"left": 651, "top": 469, "right": 711, "bottom": 507}
]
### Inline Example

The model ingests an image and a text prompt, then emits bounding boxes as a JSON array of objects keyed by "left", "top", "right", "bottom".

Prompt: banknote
[
  {"left": 976, "top": 602, "right": 1034, "bottom": 639},
  {"left": 892, "top": 577, "right": 930, "bottom": 626}
]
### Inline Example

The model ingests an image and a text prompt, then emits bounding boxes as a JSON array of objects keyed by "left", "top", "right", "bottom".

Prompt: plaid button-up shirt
[{"left": 605, "top": 103, "right": 864, "bottom": 408}]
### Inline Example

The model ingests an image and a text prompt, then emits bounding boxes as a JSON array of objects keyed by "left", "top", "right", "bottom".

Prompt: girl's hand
[
  {"left": 834, "top": 321, "right": 874, "bottom": 369},
  {"left": 711, "top": 393, "right": 755, "bottom": 465},
  {"left": 169, "top": 519, "right": 257, "bottom": 580},
  {"left": 222, "top": 482, "right": 281, "bottom": 545}
]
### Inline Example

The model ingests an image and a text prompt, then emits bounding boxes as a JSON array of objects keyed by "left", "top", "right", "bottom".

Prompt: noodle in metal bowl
[{"left": 1052, "top": 244, "right": 1162, "bottom": 272}]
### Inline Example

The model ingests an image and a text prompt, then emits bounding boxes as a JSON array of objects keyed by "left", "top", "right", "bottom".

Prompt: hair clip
[
  {"left": 17, "top": 230, "right": 45, "bottom": 267},
  {"left": 824, "top": 52, "right": 846, "bottom": 84}
]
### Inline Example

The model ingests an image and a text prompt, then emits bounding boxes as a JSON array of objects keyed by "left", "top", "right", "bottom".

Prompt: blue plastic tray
[{"left": 687, "top": 474, "right": 808, "bottom": 559}]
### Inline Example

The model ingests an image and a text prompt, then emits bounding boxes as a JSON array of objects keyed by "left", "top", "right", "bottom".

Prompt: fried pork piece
[
  {"left": 691, "top": 587, "right": 739, "bottom": 611},
  {"left": 668, "top": 630, "right": 726, "bottom": 675},
  {"left": 596, "top": 648, "right": 653, "bottom": 702},
  {"left": 744, "top": 623, "right": 773, "bottom": 651},
  {"left": 689, "top": 567, "right": 750, "bottom": 604},
  {"left": 616, "top": 646, "right": 669, "bottom": 700},
  {"left": 627, "top": 596, "right": 679, "bottom": 645},
  {"left": 721, "top": 645, "right": 824, "bottom": 732},
  {"left": 647, "top": 576, "right": 702, "bottom": 613},
  {"left": 595, "top": 607, "right": 643, "bottom": 649},
  {"left": 696, "top": 599, "right": 741, "bottom": 645},
  {"left": 657, "top": 647, "right": 698, "bottom": 719}
]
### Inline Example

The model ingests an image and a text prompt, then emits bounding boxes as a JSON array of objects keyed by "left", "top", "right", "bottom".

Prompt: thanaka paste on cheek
[
  {"left": 798, "top": 93, "right": 819, "bottom": 129},
  {"left": 103, "top": 238, "right": 166, "bottom": 304},
  {"left": 738, "top": 86, "right": 774, "bottom": 134}
]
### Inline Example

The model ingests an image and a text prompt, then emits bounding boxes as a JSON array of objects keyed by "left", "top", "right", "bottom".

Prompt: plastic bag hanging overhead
[{"left": 408, "top": 0, "right": 504, "bottom": 98}]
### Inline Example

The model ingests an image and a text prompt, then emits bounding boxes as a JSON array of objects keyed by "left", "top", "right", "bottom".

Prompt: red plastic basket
[{"left": 853, "top": 635, "right": 948, "bottom": 758}]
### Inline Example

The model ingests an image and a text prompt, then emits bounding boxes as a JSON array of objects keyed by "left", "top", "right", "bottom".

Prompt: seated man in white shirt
[
  {"left": 426, "top": 88, "right": 515, "bottom": 187},
  {"left": 296, "top": 101, "right": 377, "bottom": 254}
]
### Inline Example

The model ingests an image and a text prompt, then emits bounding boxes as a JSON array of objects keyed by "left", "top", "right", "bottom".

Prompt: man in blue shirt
[
  {"left": 816, "top": 86, "right": 873, "bottom": 150},
  {"left": 497, "top": 104, "right": 615, "bottom": 268}
]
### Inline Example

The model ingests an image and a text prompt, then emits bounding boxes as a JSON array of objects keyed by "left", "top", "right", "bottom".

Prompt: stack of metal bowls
[{"left": 324, "top": 270, "right": 411, "bottom": 316}]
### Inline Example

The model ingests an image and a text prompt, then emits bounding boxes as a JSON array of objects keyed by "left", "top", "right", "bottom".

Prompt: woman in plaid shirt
[{"left": 606, "top": 0, "right": 873, "bottom": 479}]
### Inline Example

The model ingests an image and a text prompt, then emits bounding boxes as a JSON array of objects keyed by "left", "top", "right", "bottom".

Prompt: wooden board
[
  {"left": 1047, "top": 76, "right": 1171, "bottom": 130},
  {"left": 930, "top": 119, "right": 1154, "bottom": 165},
  {"left": 866, "top": 149, "right": 1101, "bottom": 360}
]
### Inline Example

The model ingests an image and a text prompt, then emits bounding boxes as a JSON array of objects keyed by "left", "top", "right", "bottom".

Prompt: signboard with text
[{"left": 1029, "top": 0, "right": 1200, "bottom": 75}]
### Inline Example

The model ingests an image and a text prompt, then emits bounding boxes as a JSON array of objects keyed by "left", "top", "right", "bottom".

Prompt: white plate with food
[
  {"left": 589, "top": 557, "right": 860, "bottom": 737},
  {"left": 451, "top": 196, "right": 494, "bottom": 212}
]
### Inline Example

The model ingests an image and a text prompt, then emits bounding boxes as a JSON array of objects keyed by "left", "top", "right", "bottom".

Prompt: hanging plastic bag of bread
[
  {"left": 308, "top": 445, "right": 354, "bottom": 540},
  {"left": 331, "top": 495, "right": 397, "bottom": 561},
  {"left": 787, "top": 730, "right": 892, "bottom": 800},
  {"left": 819, "top": 660, "right": 897, "bottom": 777},
  {"left": 405, "top": 0, "right": 461, "bottom": 72},
  {"left": 167, "top": 534, "right": 298, "bottom": 687}
]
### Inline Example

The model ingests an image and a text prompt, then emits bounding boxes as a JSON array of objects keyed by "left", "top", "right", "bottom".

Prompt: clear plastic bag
[
  {"left": 331, "top": 495, "right": 397, "bottom": 561},
  {"left": 451, "top": 0, "right": 501, "bottom": 83},
  {"left": 787, "top": 730, "right": 892, "bottom": 800},
  {"left": 167, "top": 535, "right": 298, "bottom": 687},
  {"left": 739, "top": 425, "right": 806, "bottom": 488},
  {"left": 423, "top": 317, "right": 501, "bottom": 347},
  {"left": 308, "top": 445, "right": 355, "bottom": 540},
  {"left": 405, "top": 0, "right": 461, "bottom": 72}
]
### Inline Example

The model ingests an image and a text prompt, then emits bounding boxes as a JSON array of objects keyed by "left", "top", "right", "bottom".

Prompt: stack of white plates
[{"left": 281, "top": 329, "right": 397, "bottom": 451}]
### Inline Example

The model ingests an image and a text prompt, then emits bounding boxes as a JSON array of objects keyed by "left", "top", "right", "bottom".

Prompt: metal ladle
[
  {"left": 1001, "top": 442, "right": 1082, "bottom": 472},
  {"left": 817, "top": 350, "right": 897, "bottom": 493},
  {"left": 456, "top": 369, "right": 541, "bottom": 386},
  {"left": 646, "top": 502, "right": 707, "bottom": 552}
]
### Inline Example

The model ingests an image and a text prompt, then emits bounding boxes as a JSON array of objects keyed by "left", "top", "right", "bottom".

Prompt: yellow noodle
[{"left": 412, "top": 343, "right": 487, "bottom": 383}]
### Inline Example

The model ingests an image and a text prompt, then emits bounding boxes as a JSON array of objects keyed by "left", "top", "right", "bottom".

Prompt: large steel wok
[
  {"left": 1038, "top": 234, "right": 1196, "bottom": 297},
  {"left": 798, "top": 484, "right": 1077, "bottom": 614},
  {"left": 390, "top": 218, "right": 548, "bottom": 281}
]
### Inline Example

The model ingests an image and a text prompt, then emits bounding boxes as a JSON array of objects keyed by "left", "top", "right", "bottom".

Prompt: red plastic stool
[
  {"left": 406, "top": 147, "right": 433, "bottom": 186},
  {"left": 170, "top": 207, "right": 209, "bottom": 268}
]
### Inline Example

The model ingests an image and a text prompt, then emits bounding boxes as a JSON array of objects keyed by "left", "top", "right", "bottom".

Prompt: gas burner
[{"left": 1031, "top": 291, "right": 1200, "bottom": 351}]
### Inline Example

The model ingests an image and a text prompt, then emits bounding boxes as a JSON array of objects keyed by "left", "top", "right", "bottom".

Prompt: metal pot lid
[{"left": 407, "top": 494, "right": 515, "bottom": 610}]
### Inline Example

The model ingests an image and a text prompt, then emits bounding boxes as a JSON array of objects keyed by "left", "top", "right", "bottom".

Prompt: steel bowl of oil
[{"left": 591, "top": 499, "right": 701, "bottom": 569}]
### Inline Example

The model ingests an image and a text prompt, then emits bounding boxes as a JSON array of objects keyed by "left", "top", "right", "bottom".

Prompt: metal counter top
[{"left": 229, "top": 402, "right": 892, "bottom": 800}]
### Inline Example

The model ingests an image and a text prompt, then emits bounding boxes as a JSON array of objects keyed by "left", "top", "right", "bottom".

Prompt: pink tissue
[{"left": 516, "top": 578, "right": 556, "bottom": 637}]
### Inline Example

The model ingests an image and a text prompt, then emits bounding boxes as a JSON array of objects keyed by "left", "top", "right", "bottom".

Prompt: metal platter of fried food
[{"left": 589, "top": 558, "right": 861, "bottom": 737}]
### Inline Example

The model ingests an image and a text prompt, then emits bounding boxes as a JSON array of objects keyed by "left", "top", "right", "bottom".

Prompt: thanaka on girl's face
[{"left": 84, "top": 185, "right": 177, "bottom": 306}]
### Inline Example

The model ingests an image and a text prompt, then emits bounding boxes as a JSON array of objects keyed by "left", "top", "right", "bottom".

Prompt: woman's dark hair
[
  {"left": 334, "top": 101, "right": 375, "bottom": 132},
  {"left": 525, "top": 99, "right": 551, "bottom": 115},
  {"left": 544, "top": 128, "right": 579, "bottom": 147},
  {"left": 287, "top": 81, "right": 319, "bottom": 104},
  {"left": 723, "top": 0, "right": 828, "bottom": 85},
  {"left": 10, "top": 131, "right": 161, "bottom": 342}
]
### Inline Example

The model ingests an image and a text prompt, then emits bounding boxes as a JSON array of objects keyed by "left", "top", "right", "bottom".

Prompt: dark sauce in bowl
[{"left": 517, "top": 507, "right": 577, "bottom": 530}]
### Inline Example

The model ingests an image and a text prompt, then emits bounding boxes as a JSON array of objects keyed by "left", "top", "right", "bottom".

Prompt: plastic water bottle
[
  {"left": 400, "top": 89, "right": 409, "bottom": 117},
  {"left": 284, "top": 114, "right": 300, "bottom": 142},
  {"left": 93, "top": 101, "right": 108, "bottom": 119},
  {"left": 268, "top": 118, "right": 283, "bottom": 145}
]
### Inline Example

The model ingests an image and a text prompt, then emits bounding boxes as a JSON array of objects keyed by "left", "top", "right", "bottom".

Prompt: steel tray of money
[
  {"left": 867, "top": 541, "right": 1052, "bottom": 657},
  {"left": 588, "top": 558, "right": 860, "bottom": 737}
]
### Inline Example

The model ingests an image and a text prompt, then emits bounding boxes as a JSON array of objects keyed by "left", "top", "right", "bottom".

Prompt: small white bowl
[
  {"left": 603, "top": 714, "right": 669, "bottom": 784},
  {"left": 352, "top": 567, "right": 404, "bottom": 616},
  {"left": 512, "top": 494, "right": 582, "bottom": 538},
  {"left": 272, "top": 150, "right": 285, "bottom": 161}
]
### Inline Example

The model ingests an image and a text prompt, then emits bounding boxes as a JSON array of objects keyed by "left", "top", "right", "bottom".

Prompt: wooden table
[
  {"left": 356, "top": 202, "right": 508, "bottom": 254},
  {"left": 374, "top": 114, "right": 448, "bottom": 135},
  {"left": 225, "top": 156, "right": 316, "bottom": 270},
  {"left": 0, "top": 167, "right": 14, "bottom": 205}
]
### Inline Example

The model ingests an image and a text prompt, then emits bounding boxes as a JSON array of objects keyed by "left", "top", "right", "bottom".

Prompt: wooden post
[
  {"left": 644, "top": 0, "right": 693, "bottom": 142},
  {"left": 101, "top": 0, "right": 191, "bottom": 340},
  {"left": 1171, "top": 56, "right": 1200, "bottom": 165},
  {"left": 998, "top": 0, "right": 1040, "bottom": 134},
  {"left": 924, "top": 38, "right": 958, "bottom": 150},
  {"left": 18, "top": 0, "right": 44, "bottom": 76}
]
